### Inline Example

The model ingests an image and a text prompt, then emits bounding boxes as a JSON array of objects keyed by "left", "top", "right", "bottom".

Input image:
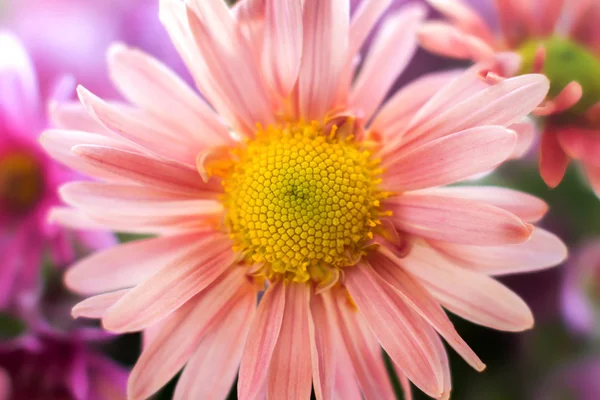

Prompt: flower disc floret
[{"left": 223, "top": 122, "right": 384, "bottom": 283}]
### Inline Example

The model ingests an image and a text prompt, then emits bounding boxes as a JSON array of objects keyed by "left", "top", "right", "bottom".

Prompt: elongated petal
[
  {"left": 173, "top": 290, "right": 256, "bottom": 400},
  {"left": 334, "top": 291, "right": 397, "bottom": 399},
  {"left": 557, "top": 127, "right": 600, "bottom": 167},
  {"left": 103, "top": 235, "right": 235, "bottom": 332},
  {"left": 72, "top": 145, "right": 210, "bottom": 194},
  {"left": 399, "top": 74, "right": 549, "bottom": 153},
  {"left": 128, "top": 268, "right": 249, "bottom": 400},
  {"left": 427, "top": 0, "right": 494, "bottom": 42},
  {"left": 48, "top": 207, "right": 110, "bottom": 231},
  {"left": 72, "top": 289, "right": 130, "bottom": 319},
  {"left": 298, "top": 0, "right": 349, "bottom": 120},
  {"left": 540, "top": 129, "right": 569, "bottom": 188},
  {"left": 65, "top": 233, "right": 204, "bottom": 295},
  {"left": 401, "top": 244, "right": 535, "bottom": 331},
  {"left": 429, "top": 228, "right": 567, "bottom": 275},
  {"left": 345, "top": 265, "right": 445, "bottom": 398},
  {"left": 348, "top": 0, "right": 392, "bottom": 60},
  {"left": 369, "top": 251, "right": 484, "bottom": 371},
  {"left": 49, "top": 101, "right": 115, "bottom": 135},
  {"left": 418, "top": 22, "right": 494, "bottom": 61},
  {"left": 107, "top": 44, "right": 231, "bottom": 146},
  {"left": 268, "top": 284, "right": 312, "bottom": 400},
  {"left": 383, "top": 127, "right": 517, "bottom": 191},
  {"left": 385, "top": 193, "right": 532, "bottom": 245},
  {"left": 418, "top": 186, "right": 548, "bottom": 222},
  {"left": 309, "top": 291, "right": 336, "bottom": 400},
  {"left": 238, "top": 282, "right": 286, "bottom": 400},
  {"left": 261, "top": 0, "right": 303, "bottom": 97},
  {"left": 350, "top": 4, "right": 425, "bottom": 122}
]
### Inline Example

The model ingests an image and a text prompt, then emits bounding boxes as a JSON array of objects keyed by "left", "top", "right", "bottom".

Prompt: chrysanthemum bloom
[
  {"left": 561, "top": 240, "right": 600, "bottom": 336},
  {"left": 42, "top": 0, "right": 567, "bottom": 399},
  {"left": 0, "top": 275, "right": 127, "bottom": 400},
  {"left": 419, "top": 0, "right": 600, "bottom": 196},
  {"left": 0, "top": 33, "right": 116, "bottom": 308}
]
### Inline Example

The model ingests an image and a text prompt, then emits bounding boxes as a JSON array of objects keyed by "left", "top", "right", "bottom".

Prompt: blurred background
[{"left": 1, "top": 0, "right": 599, "bottom": 399}]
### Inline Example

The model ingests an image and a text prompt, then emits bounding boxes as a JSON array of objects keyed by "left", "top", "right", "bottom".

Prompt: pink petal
[
  {"left": 186, "top": 2, "right": 274, "bottom": 135},
  {"left": 261, "top": 0, "right": 303, "bottom": 97},
  {"left": 383, "top": 126, "right": 517, "bottom": 191},
  {"left": 107, "top": 44, "right": 232, "bottom": 146},
  {"left": 369, "top": 250, "right": 485, "bottom": 371},
  {"left": 396, "top": 368, "right": 414, "bottom": 400},
  {"left": 309, "top": 290, "right": 336, "bottom": 400},
  {"left": 495, "top": 0, "right": 535, "bottom": 47},
  {"left": 173, "top": 289, "right": 256, "bottom": 400},
  {"left": 398, "top": 74, "right": 549, "bottom": 153},
  {"left": 76, "top": 86, "right": 201, "bottom": 167},
  {"left": 509, "top": 119, "right": 537, "bottom": 158},
  {"left": 539, "top": 129, "right": 569, "bottom": 188},
  {"left": 268, "top": 284, "right": 312, "bottom": 400},
  {"left": 333, "top": 290, "right": 396, "bottom": 399},
  {"left": 48, "top": 207, "right": 111, "bottom": 231},
  {"left": 298, "top": 0, "right": 349, "bottom": 120},
  {"left": 102, "top": 234, "right": 235, "bottom": 332},
  {"left": 128, "top": 267, "right": 250, "bottom": 400},
  {"left": 72, "top": 289, "right": 130, "bottom": 319},
  {"left": 72, "top": 145, "right": 211, "bottom": 194},
  {"left": 350, "top": 3, "right": 425, "bottom": 122},
  {"left": 65, "top": 233, "right": 205, "bottom": 295},
  {"left": 0, "top": 368, "right": 11, "bottom": 400},
  {"left": 533, "top": 0, "right": 564, "bottom": 35},
  {"left": 427, "top": 0, "right": 494, "bottom": 43},
  {"left": 49, "top": 101, "right": 115, "bottom": 136},
  {"left": 370, "top": 70, "right": 462, "bottom": 139},
  {"left": 429, "top": 228, "right": 567, "bottom": 275},
  {"left": 417, "top": 186, "right": 549, "bottom": 222},
  {"left": 418, "top": 22, "right": 494, "bottom": 61},
  {"left": 385, "top": 193, "right": 532, "bottom": 246},
  {"left": 401, "top": 244, "right": 535, "bottom": 331},
  {"left": 556, "top": 127, "right": 600, "bottom": 167},
  {"left": 238, "top": 282, "right": 286, "bottom": 400},
  {"left": 348, "top": 0, "right": 392, "bottom": 61}
]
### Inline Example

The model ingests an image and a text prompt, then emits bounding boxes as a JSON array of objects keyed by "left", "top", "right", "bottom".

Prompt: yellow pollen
[
  {"left": 222, "top": 122, "right": 385, "bottom": 284},
  {"left": 0, "top": 153, "right": 43, "bottom": 213}
]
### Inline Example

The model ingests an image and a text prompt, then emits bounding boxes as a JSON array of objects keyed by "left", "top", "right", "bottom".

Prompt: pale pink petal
[
  {"left": 238, "top": 282, "right": 286, "bottom": 400},
  {"left": 509, "top": 119, "right": 537, "bottom": 158},
  {"left": 401, "top": 244, "right": 535, "bottom": 331},
  {"left": 268, "top": 284, "right": 312, "bottom": 400},
  {"left": 383, "top": 126, "right": 517, "bottom": 191},
  {"left": 427, "top": 0, "right": 494, "bottom": 43},
  {"left": 333, "top": 290, "right": 396, "bottom": 399},
  {"left": 429, "top": 228, "right": 567, "bottom": 275},
  {"left": 48, "top": 207, "right": 111, "bottom": 231},
  {"left": 332, "top": 342, "right": 362, "bottom": 400},
  {"left": 495, "top": 0, "right": 535, "bottom": 47},
  {"left": 71, "top": 145, "right": 211, "bottom": 194},
  {"left": 77, "top": 86, "right": 199, "bottom": 167},
  {"left": 72, "top": 289, "right": 130, "bottom": 319},
  {"left": 556, "top": 127, "right": 600, "bottom": 166},
  {"left": 384, "top": 193, "right": 532, "bottom": 245},
  {"left": 370, "top": 70, "right": 462, "bottom": 138},
  {"left": 369, "top": 250, "right": 485, "bottom": 371},
  {"left": 261, "top": 0, "right": 303, "bottom": 97},
  {"left": 0, "top": 368, "right": 10, "bottom": 400},
  {"left": 107, "top": 44, "right": 232, "bottom": 146},
  {"left": 173, "top": 290, "right": 256, "bottom": 400},
  {"left": 534, "top": 82, "right": 582, "bottom": 117},
  {"left": 350, "top": 4, "right": 425, "bottom": 122},
  {"left": 539, "top": 129, "right": 569, "bottom": 188},
  {"left": 128, "top": 268, "right": 250, "bottom": 400},
  {"left": 65, "top": 233, "right": 204, "bottom": 295},
  {"left": 418, "top": 186, "right": 549, "bottom": 223},
  {"left": 39, "top": 130, "right": 137, "bottom": 182},
  {"left": 103, "top": 234, "right": 235, "bottom": 332},
  {"left": 397, "top": 74, "right": 549, "bottom": 153},
  {"left": 418, "top": 22, "right": 494, "bottom": 61},
  {"left": 309, "top": 291, "right": 336, "bottom": 400},
  {"left": 298, "top": 0, "right": 349, "bottom": 120},
  {"left": 49, "top": 101, "right": 116, "bottom": 136},
  {"left": 186, "top": 2, "right": 274, "bottom": 135},
  {"left": 397, "top": 369, "right": 414, "bottom": 400},
  {"left": 348, "top": 0, "right": 392, "bottom": 61}
]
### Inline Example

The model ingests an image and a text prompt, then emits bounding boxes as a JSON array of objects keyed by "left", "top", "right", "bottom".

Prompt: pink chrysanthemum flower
[
  {"left": 0, "top": 33, "right": 115, "bottom": 308},
  {"left": 42, "top": 0, "right": 567, "bottom": 399},
  {"left": 419, "top": 0, "right": 600, "bottom": 195}
]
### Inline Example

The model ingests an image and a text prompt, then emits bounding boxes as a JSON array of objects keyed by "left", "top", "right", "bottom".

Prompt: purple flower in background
[
  {"left": 561, "top": 240, "right": 600, "bottom": 336},
  {"left": 3, "top": 0, "right": 188, "bottom": 99},
  {"left": 537, "top": 357, "right": 600, "bottom": 400},
  {"left": 0, "top": 33, "right": 116, "bottom": 309}
]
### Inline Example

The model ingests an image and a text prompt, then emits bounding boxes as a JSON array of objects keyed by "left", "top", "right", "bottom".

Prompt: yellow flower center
[
  {"left": 222, "top": 122, "right": 384, "bottom": 284},
  {"left": 519, "top": 36, "right": 600, "bottom": 115},
  {"left": 0, "top": 152, "right": 43, "bottom": 213}
]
